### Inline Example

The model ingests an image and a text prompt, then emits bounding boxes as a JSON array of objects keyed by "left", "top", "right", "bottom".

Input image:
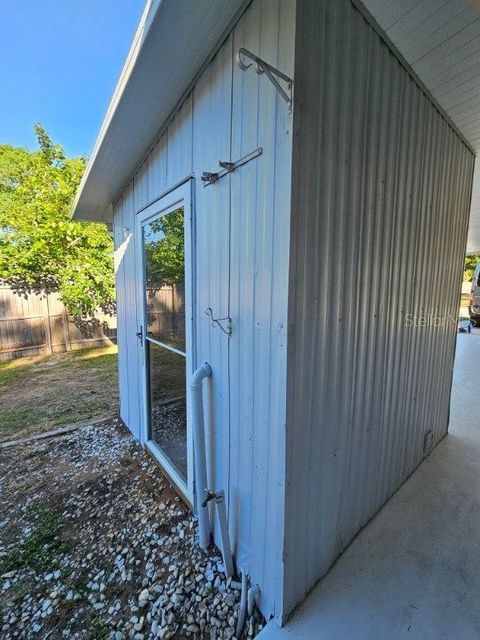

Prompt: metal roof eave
[{"left": 71, "top": 0, "right": 249, "bottom": 223}]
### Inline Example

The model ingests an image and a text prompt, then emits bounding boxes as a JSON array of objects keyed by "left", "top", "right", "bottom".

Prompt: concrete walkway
[{"left": 259, "top": 332, "right": 480, "bottom": 640}]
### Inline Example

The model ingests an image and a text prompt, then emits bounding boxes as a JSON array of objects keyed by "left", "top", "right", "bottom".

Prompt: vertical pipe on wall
[
  {"left": 190, "top": 362, "right": 213, "bottom": 549},
  {"left": 214, "top": 490, "right": 235, "bottom": 578},
  {"left": 236, "top": 572, "right": 248, "bottom": 638},
  {"left": 201, "top": 489, "right": 235, "bottom": 577}
]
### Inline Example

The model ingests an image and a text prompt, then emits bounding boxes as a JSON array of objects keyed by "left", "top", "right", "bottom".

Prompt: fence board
[{"left": 0, "top": 287, "right": 117, "bottom": 361}]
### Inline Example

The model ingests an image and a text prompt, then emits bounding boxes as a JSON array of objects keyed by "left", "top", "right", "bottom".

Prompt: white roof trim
[{"left": 72, "top": 0, "right": 248, "bottom": 223}]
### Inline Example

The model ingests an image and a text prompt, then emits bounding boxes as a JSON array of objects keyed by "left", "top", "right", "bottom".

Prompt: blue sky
[{"left": 0, "top": 0, "right": 144, "bottom": 158}]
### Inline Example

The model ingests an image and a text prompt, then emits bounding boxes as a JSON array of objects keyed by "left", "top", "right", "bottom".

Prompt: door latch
[
  {"left": 136, "top": 326, "right": 143, "bottom": 346},
  {"left": 201, "top": 147, "right": 263, "bottom": 187}
]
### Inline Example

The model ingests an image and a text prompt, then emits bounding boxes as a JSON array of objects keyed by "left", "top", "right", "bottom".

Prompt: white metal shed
[{"left": 72, "top": 0, "right": 476, "bottom": 626}]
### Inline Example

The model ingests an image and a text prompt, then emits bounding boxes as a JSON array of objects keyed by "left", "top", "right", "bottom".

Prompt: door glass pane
[
  {"left": 148, "top": 338, "right": 187, "bottom": 481},
  {"left": 143, "top": 207, "right": 185, "bottom": 352},
  {"left": 143, "top": 204, "right": 188, "bottom": 485}
]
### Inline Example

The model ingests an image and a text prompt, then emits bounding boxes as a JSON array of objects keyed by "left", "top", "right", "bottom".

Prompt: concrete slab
[{"left": 259, "top": 332, "right": 480, "bottom": 640}]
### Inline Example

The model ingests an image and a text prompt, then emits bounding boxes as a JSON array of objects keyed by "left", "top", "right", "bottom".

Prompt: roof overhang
[
  {"left": 75, "top": 0, "right": 480, "bottom": 252},
  {"left": 71, "top": 0, "right": 249, "bottom": 223}
]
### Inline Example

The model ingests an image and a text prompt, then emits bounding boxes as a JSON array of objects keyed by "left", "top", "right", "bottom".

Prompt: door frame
[{"left": 135, "top": 179, "right": 195, "bottom": 505}]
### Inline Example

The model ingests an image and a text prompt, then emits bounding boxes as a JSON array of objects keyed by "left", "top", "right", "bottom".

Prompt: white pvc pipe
[
  {"left": 190, "top": 362, "right": 212, "bottom": 549},
  {"left": 235, "top": 572, "right": 248, "bottom": 638},
  {"left": 247, "top": 585, "right": 260, "bottom": 617},
  {"left": 214, "top": 490, "right": 235, "bottom": 578}
]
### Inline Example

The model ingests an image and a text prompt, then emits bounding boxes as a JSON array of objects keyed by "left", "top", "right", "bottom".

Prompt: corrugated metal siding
[
  {"left": 191, "top": 35, "right": 232, "bottom": 522},
  {"left": 360, "top": 0, "right": 480, "bottom": 251},
  {"left": 228, "top": 0, "right": 295, "bottom": 618},
  {"left": 113, "top": 183, "right": 143, "bottom": 440},
  {"left": 113, "top": 202, "right": 127, "bottom": 426},
  {"left": 283, "top": 0, "right": 475, "bottom": 619},
  {"left": 361, "top": 0, "right": 480, "bottom": 147},
  {"left": 112, "top": 0, "right": 295, "bottom": 620}
]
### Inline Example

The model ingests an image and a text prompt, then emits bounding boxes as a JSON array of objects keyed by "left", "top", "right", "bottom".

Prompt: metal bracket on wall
[
  {"left": 205, "top": 307, "right": 232, "bottom": 336},
  {"left": 201, "top": 147, "right": 263, "bottom": 187},
  {"left": 236, "top": 47, "right": 293, "bottom": 110}
]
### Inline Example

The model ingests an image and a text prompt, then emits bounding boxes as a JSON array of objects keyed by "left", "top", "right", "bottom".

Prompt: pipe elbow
[{"left": 190, "top": 362, "right": 212, "bottom": 387}]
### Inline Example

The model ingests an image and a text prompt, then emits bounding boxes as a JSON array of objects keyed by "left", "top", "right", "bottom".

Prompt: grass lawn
[{"left": 0, "top": 345, "right": 118, "bottom": 443}]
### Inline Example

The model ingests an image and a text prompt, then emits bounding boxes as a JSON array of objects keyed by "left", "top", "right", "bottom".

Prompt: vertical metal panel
[
  {"left": 134, "top": 159, "right": 149, "bottom": 212},
  {"left": 112, "top": 0, "right": 295, "bottom": 621},
  {"left": 361, "top": 0, "right": 480, "bottom": 253},
  {"left": 283, "top": 0, "right": 475, "bottom": 619},
  {"left": 147, "top": 135, "right": 167, "bottom": 202},
  {"left": 167, "top": 94, "right": 193, "bottom": 187},
  {"left": 229, "top": 0, "right": 295, "bottom": 619},
  {"left": 191, "top": 34, "right": 232, "bottom": 516},
  {"left": 113, "top": 196, "right": 130, "bottom": 429},
  {"left": 123, "top": 183, "right": 143, "bottom": 440},
  {"left": 114, "top": 183, "right": 143, "bottom": 440}
]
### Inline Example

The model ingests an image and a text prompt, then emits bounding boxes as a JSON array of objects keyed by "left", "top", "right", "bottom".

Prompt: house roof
[{"left": 71, "top": 0, "right": 248, "bottom": 223}]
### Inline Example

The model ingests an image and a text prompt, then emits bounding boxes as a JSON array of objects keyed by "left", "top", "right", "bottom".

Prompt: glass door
[{"left": 137, "top": 183, "right": 193, "bottom": 500}]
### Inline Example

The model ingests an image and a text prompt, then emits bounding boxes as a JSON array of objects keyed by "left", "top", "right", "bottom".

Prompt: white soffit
[
  {"left": 361, "top": 0, "right": 480, "bottom": 253},
  {"left": 71, "top": 0, "right": 248, "bottom": 223}
]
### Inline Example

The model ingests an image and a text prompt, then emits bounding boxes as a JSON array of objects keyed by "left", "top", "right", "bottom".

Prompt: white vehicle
[{"left": 469, "top": 262, "right": 480, "bottom": 324}]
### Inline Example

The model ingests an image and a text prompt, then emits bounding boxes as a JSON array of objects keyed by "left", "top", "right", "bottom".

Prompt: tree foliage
[
  {"left": 465, "top": 253, "right": 480, "bottom": 282},
  {"left": 0, "top": 125, "right": 114, "bottom": 317},
  {"left": 144, "top": 208, "right": 184, "bottom": 289}
]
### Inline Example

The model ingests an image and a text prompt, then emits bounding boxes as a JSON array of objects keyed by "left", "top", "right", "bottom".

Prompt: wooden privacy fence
[
  {"left": 145, "top": 285, "right": 185, "bottom": 343},
  {"left": 0, "top": 286, "right": 117, "bottom": 361}
]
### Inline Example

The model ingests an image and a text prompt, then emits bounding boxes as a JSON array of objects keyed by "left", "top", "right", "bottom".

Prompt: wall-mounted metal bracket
[
  {"left": 236, "top": 48, "right": 293, "bottom": 110},
  {"left": 201, "top": 171, "right": 219, "bottom": 185},
  {"left": 201, "top": 147, "right": 263, "bottom": 187},
  {"left": 205, "top": 307, "right": 232, "bottom": 336}
]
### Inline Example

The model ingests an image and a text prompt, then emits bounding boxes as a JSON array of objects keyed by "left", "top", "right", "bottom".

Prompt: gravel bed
[
  {"left": 0, "top": 418, "right": 264, "bottom": 639},
  {"left": 151, "top": 401, "right": 187, "bottom": 479}
]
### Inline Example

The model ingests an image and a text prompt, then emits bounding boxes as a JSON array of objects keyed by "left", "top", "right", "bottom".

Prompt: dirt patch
[
  {"left": 0, "top": 418, "right": 264, "bottom": 639},
  {"left": 0, "top": 346, "right": 119, "bottom": 443}
]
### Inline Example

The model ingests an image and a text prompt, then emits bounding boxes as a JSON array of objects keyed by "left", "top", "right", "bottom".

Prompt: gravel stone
[{"left": 0, "top": 418, "right": 264, "bottom": 639}]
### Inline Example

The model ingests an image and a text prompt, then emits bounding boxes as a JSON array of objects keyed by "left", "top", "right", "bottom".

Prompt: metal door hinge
[
  {"left": 236, "top": 48, "right": 293, "bottom": 110},
  {"left": 201, "top": 147, "right": 263, "bottom": 187},
  {"left": 136, "top": 326, "right": 143, "bottom": 346},
  {"left": 205, "top": 307, "right": 232, "bottom": 336}
]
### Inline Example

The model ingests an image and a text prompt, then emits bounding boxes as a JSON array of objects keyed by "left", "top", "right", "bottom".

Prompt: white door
[{"left": 136, "top": 181, "right": 194, "bottom": 503}]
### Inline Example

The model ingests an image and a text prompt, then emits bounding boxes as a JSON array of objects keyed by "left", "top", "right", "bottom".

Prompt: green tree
[
  {"left": 0, "top": 125, "right": 114, "bottom": 317},
  {"left": 465, "top": 253, "right": 480, "bottom": 282},
  {"left": 144, "top": 208, "right": 184, "bottom": 290}
]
